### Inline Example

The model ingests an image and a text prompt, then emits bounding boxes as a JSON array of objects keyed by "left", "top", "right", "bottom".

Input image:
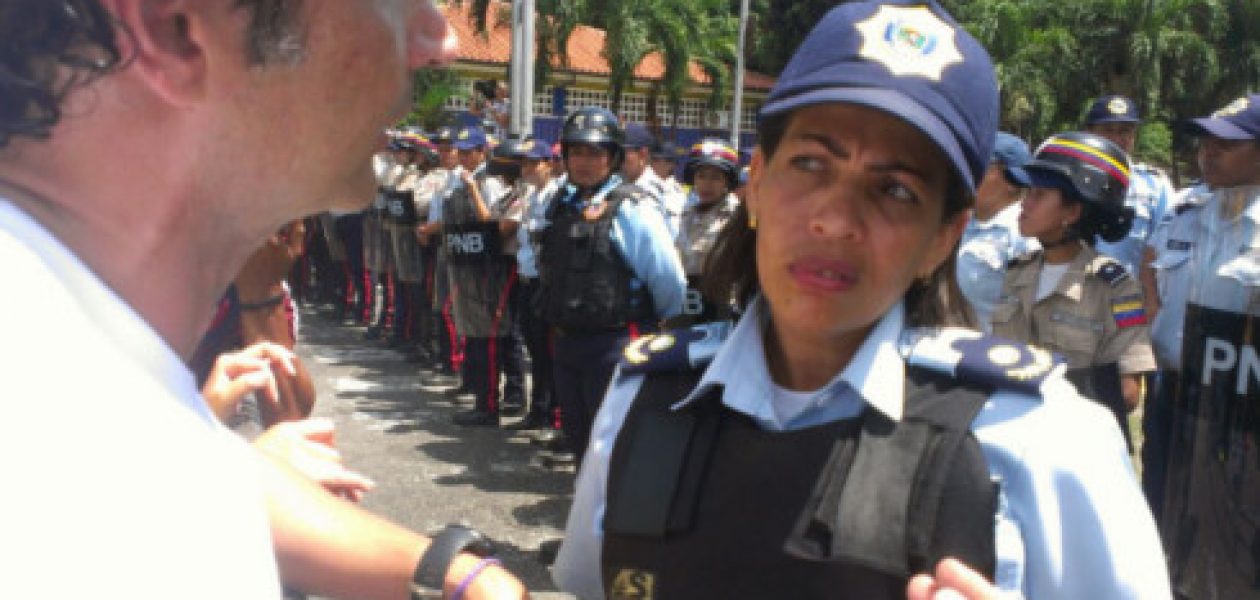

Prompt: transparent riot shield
[{"left": 1162, "top": 187, "right": 1260, "bottom": 599}]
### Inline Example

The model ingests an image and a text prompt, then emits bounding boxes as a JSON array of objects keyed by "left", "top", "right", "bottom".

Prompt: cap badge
[
  {"left": 522, "top": 140, "right": 535, "bottom": 151},
  {"left": 458, "top": 130, "right": 470, "bottom": 140},
  {"left": 1108, "top": 97, "right": 1129, "bottom": 115},
  {"left": 857, "top": 5, "right": 963, "bottom": 82},
  {"left": 1215, "top": 97, "right": 1250, "bottom": 118}
]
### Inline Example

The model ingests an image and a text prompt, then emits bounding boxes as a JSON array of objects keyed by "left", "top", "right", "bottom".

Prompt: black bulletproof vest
[
  {"left": 601, "top": 367, "right": 997, "bottom": 600},
  {"left": 538, "top": 186, "right": 655, "bottom": 331}
]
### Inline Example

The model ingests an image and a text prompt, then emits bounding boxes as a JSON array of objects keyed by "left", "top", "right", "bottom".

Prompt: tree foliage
[{"left": 746, "top": 0, "right": 1260, "bottom": 174}]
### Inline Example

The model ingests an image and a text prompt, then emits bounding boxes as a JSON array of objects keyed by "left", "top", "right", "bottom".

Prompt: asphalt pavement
[{"left": 298, "top": 306, "right": 577, "bottom": 598}]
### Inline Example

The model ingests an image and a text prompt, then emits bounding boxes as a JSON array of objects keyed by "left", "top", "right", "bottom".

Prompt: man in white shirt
[{"left": 0, "top": 2, "right": 524, "bottom": 599}]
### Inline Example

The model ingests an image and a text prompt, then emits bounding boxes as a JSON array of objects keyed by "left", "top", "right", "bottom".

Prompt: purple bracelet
[{"left": 451, "top": 557, "right": 501, "bottom": 600}]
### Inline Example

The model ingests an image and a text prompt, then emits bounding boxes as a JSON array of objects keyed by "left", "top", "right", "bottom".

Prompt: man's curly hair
[
  {"left": 0, "top": 1, "right": 121, "bottom": 148},
  {"left": 0, "top": 0, "right": 302, "bottom": 149}
]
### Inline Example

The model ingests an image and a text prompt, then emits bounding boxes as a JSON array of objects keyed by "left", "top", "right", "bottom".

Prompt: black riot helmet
[
  {"left": 1020, "top": 132, "right": 1135, "bottom": 244},
  {"left": 682, "top": 138, "right": 741, "bottom": 189},
  {"left": 561, "top": 107, "right": 625, "bottom": 171},
  {"left": 487, "top": 137, "right": 531, "bottom": 182}
]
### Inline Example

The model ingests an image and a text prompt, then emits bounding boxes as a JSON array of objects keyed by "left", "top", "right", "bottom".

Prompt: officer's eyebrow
[{"left": 794, "top": 132, "right": 932, "bottom": 182}]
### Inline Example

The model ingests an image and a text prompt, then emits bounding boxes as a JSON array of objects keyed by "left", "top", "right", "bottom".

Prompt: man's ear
[{"left": 101, "top": 0, "right": 212, "bottom": 106}]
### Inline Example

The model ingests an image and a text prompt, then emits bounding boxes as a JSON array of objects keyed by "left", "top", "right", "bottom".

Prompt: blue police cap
[
  {"left": 623, "top": 122, "right": 656, "bottom": 149},
  {"left": 1188, "top": 94, "right": 1260, "bottom": 141},
  {"left": 650, "top": 141, "right": 681, "bottom": 160},
  {"left": 992, "top": 132, "right": 1031, "bottom": 187},
  {"left": 759, "top": 0, "right": 998, "bottom": 195},
  {"left": 1085, "top": 95, "right": 1140, "bottom": 125},
  {"left": 453, "top": 126, "right": 488, "bottom": 150}
]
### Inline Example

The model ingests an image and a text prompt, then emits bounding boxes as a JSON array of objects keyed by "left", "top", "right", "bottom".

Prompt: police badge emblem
[
  {"left": 1108, "top": 97, "right": 1129, "bottom": 115},
  {"left": 609, "top": 569, "right": 655, "bottom": 600},
  {"left": 1215, "top": 96, "right": 1250, "bottom": 118},
  {"left": 856, "top": 5, "right": 963, "bottom": 81}
]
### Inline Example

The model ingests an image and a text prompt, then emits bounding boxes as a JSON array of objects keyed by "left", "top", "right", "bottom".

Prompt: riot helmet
[
  {"left": 1022, "top": 132, "right": 1134, "bottom": 243},
  {"left": 682, "top": 138, "right": 741, "bottom": 189},
  {"left": 561, "top": 107, "right": 625, "bottom": 172},
  {"left": 487, "top": 137, "right": 531, "bottom": 181}
]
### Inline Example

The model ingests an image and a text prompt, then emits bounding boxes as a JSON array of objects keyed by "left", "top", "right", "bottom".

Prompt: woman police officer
[
  {"left": 552, "top": 2, "right": 1168, "bottom": 599},
  {"left": 990, "top": 132, "right": 1158, "bottom": 451}
]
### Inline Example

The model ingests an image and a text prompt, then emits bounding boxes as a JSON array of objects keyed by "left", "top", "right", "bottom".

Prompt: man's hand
[
  {"left": 907, "top": 558, "right": 1000, "bottom": 600},
  {"left": 254, "top": 418, "right": 376, "bottom": 502},
  {"left": 201, "top": 342, "right": 298, "bottom": 423}
]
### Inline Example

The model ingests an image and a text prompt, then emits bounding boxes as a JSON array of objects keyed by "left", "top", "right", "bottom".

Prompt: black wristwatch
[{"left": 410, "top": 524, "right": 496, "bottom": 599}]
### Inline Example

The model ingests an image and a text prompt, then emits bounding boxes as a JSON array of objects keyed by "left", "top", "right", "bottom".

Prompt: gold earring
[{"left": 748, "top": 212, "right": 758, "bottom": 230}]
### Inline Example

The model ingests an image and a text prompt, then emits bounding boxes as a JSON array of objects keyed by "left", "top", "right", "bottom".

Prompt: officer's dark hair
[
  {"left": 702, "top": 111, "right": 976, "bottom": 329},
  {"left": 1056, "top": 188, "right": 1127, "bottom": 247},
  {"left": 0, "top": 0, "right": 302, "bottom": 150}
]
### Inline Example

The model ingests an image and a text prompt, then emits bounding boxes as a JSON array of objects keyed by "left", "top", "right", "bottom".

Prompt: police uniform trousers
[
  {"left": 335, "top": 213, "right": 371, "bottom": 322},
  {"left": 1142, "top": 370, "right": 1177, "bottom": 518},
  {"left": 552, "top": 325, "right": 650, "bottom": 459},
  {"left": 517, "top": 277, "right": 556, "bottom": 425},
  {"left": 388, "top": 222, "right": 425, "bottom": 343},
  {"left": 450, "top": 264, "right": 524, "bottom": 414},
  {"left": 317, "top": 211, "right": 352, "bottom": 311},
  {"left": 431, "top": 243, "right": 462, "bottom": 373}
]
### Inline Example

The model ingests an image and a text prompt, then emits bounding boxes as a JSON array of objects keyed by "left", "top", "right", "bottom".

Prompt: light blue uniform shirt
[
  {"left": 1096, "top": 163, "right": 1175, "bottom": 276},
  {"left": 956, "top": 202, "right": 1039, "bottom": 331},
  {"left": 554, "top": 297, "right": 1170, "bottom": 600},
  {"left": 426, "top": 167, "right": 462, "bottom": 223},
  {"left": 1148, "top": 185, "right": 1260, "bottom": 370},
  {"left": 515, "top": 177, "right": 563, "bottom": 278},
  {"left": 554, "top": 176, "right": 687, "bottom": 319}
]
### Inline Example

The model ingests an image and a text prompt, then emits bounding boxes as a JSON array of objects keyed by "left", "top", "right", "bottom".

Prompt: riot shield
[{"left": 1162, "top": 189, "right": 1260, "bottom": 599}]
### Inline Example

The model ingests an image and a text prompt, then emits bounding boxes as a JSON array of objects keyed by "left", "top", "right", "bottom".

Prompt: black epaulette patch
[
  {"left": 901, "top": 327, "right": 1063, "bottom": 397},
  {"left": 1091, "top": 258, "right": 1130, "bottom": 286},
  {"left": 1176, "top": 202, "right": 1201, "bottom": 216},
  {"left": 619, "top": 321, "right": 731, "bottom": 374}
]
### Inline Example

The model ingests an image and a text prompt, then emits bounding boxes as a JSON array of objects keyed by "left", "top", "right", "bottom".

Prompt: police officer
[
  {"left": 364, "top": 133, "right": 401, "bottom": 340},
  {"left": 621, "top": 122, "right": 685, "bottom": 239},
  {"left": 509, "top": 139, "right": 564, "bottom": 431},
  {"left": 1084, "top": 95, "right": 1177, "bottom": 276},
  {"left": 955, "top": 132, "right": 1039, "bottom": 331},
  {"left": 382, "top": 133, "right": 425, "bottom": 347},
  {"left": 444, "top": 126, "right": 518, "bottom": 427},
  {"left": 536, "top": 107, "right": 686, "bottom": 459},
  {"left": 675, "top": 138, "right": 741, "bottom": 322},
  {"left": 420, "top": 125, "right": 465, "bottom": 378},
  {"left": 553, "top": 3, "right": 1168, "bottom": 598},
  {"left": 649, "top": 141, "right": 685, "bottom": 199},
  {"left": 1140, "top": 93, "right": 1260, "bottom": 519},
  {"left": 991, "top": 132, "right": 1157, "bottom": 449}
]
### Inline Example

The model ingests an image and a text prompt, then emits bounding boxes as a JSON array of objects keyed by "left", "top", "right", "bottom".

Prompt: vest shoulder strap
[{"left": 602, "top": 368, "right": 721, "bottom": 538}]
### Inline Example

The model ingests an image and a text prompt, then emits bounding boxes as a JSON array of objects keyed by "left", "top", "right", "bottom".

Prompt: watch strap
[{"left": 412, "top": 525, "right": 492, "bottom": 592}]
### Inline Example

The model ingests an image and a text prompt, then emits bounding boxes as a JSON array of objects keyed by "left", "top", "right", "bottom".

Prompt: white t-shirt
[
  {"left": 1035, "top": 262, "right": 1070, "bottom": 302},
  {"left": 0, "top": 199, "right": 281, "bottom": 599}
]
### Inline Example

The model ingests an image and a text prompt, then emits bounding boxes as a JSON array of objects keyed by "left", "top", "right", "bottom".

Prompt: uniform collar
[
  {"left": 971, "top": 200, "right": 1022, "bottom": 230},
  {"left": 1007, "top": 243, "right": 1092, "bottom": 302},
  {"left": 674, "top": 296, "right": 907, "bottom": 423}
]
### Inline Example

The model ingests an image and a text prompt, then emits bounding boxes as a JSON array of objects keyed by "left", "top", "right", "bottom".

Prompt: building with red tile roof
[{"left": 438, "top": 2, "right": 773, "bottom": 145}]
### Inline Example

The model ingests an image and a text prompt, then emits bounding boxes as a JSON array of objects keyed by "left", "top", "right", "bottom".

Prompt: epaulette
[
  {"left": 609, "top": 183, "right": 650, "bottom": 205},
  {"left": 1006, "top": 250, "right": 1039, "bottom": 269},
  {"left": 1176, "top": 201, "right": 1202, "bottom": 216},
  {"left": 619, "top": 321, "right": 732, "bottom": 374},
  {"left": 1089, "top": 256, "right": 1130, "bottom": 286},
  {"left": 900, "top": 327, "right": 1063, "bottom": 397}
]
